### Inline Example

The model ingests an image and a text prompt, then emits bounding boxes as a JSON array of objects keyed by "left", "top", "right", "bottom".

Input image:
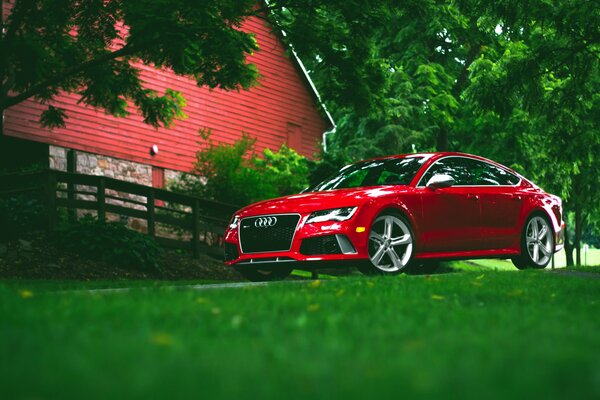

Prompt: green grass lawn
[
  {"left": 463, "top": 247, "right": 600, "bottom": 270},
  {"left": 2, "top": 270, "right": 600, "bottom": 400}
]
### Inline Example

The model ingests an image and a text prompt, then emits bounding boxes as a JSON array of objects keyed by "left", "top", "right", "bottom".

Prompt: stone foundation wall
[
  {"left": 49, "top": 145, "right": 186, "bottom": 233},
  {"left": 49, "top": 146, "right": 67, "bottom": 172},
  {"left": 50, "top": 146, "right": 158, "bottom": 185}
]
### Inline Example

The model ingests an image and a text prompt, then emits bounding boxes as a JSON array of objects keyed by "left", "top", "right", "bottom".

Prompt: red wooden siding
[
  {"left": 3, "top": 11, "right": 330, "bottom": 172},
  {"left": 152, "top": 167, "right": 164, "bottom": 189},
  {"left": 152, "top": 166, "right": 165, "bottom": 206}
]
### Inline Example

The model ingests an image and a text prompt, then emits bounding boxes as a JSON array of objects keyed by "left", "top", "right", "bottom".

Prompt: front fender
[{"left": 352, "top": 193, "right": 422, "bottom": 251}]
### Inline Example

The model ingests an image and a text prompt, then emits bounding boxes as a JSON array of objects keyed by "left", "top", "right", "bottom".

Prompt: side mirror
[{"left": 426, "top": 174, "right": 455, "bottom": 189}]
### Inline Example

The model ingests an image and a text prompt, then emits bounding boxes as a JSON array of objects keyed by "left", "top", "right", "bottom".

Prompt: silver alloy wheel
[
  {"left": 526, "top": 216, "right": 553, "bottom": 266},
  {"left": 368, "top": 215, "right": 413, "bottom": 272}
]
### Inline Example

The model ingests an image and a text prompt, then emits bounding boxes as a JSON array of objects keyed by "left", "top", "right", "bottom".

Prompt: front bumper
[{"left": 223, "top": 213, "right": 370, "bottom": 267}]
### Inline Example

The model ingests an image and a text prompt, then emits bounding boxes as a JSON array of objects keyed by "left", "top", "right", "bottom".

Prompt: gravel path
[{"left": 52, "top": 279, "right": 309, "bottom": 295}]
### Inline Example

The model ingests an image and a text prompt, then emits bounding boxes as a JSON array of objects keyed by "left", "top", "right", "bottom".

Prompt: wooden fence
[{"left": 0, "top": 169, "right": 239, "bottom": 258}]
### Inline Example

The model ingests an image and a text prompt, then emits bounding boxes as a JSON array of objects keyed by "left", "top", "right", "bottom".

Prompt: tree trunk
[
  {"left": 436, "top": 128, "right": 448, "bottom": 151},
  {"left": 564, "top": 227, "right": 574, "bottom": 267},
  {"left": 574, "top": 205, "right": 582, "bottom": 266}
]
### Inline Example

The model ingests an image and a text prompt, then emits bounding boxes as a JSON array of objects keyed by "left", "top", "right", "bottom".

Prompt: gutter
[
  {"left": 280, "top": 29, "right": 336, "bottom": 153},
  {"left": 263, "top": 0, "right": 336, "bottom": 153}
]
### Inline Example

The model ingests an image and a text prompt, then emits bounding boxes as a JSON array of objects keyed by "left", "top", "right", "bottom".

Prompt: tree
[
  {"left": 272, "top": 1, "right": 503, "bottom": 162},
  {"left": 0, "top": 0, "right": 390, "bottom": 130},
  {"left": 0, "top": 0, "right": 260, "bottom": 128},
  {"left": 274, "top": 1, "right": 599, "bottom": 265},
  {"left": 464, "top": 0, "right": 600, "bottom": 265}
]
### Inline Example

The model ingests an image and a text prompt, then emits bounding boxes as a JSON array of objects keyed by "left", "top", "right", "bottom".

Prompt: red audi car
[{"left": 224, "top": 152, "right": 565, "bottom": 281}]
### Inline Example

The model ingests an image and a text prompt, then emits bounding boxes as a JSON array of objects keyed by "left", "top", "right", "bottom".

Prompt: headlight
[
  {"left": 228, "top": 216, "right": 240, "bottom": 230},
  {"left": 306, "top": 207, "right": 357, "bottom": 224}
]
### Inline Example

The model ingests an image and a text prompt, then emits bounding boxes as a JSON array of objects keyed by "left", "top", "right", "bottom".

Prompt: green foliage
[
  {"left": 255, "top": 145, "right": 310, "bottom": 196},
  {"left": 0, "top": 194, "right": 46, "bottom": 241},
  {"left": 0, "top": 0, "right": 260, "bottom": 128},
  {"left": 39, "top": 105, "right": 68, "bottom": 129},
  {"left": 170, "top": 131, "right": 309, "bottom": 206},
  {"left": 54, "top": 216, "right": 162, "bottom": 272}
]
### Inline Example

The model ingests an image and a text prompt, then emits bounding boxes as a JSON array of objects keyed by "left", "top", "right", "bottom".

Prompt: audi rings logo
[{"left": 254, "top": 216, "right": 278, "bottom": 228}]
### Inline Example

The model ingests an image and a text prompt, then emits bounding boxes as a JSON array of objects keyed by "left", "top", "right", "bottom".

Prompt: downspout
[{"left": 321, "top": 124, "right": 336, "bottom": 154}]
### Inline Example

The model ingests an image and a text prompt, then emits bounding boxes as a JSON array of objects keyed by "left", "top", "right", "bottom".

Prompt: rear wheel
[
  {"left": 512, "top": 215, "right": 554, "bottom": 270},
  {"left": 236, "top": 267, "right": 292, "bottom": 282},
  {"left": 358, "top": 212, "right": 415, "bottom": 276}
]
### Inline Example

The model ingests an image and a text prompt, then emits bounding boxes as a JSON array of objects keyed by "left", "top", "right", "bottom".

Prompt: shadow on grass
[{"left": 404, "top": 261, "right": 459, "bottom": 276}]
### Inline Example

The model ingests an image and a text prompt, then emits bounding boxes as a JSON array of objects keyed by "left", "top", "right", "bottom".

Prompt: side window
[
  {"left": 420, "top": 157, "right": 472, "bottom": 186},
  {"left": 468, "top": 159, "right": 520, "bottom": 186}
]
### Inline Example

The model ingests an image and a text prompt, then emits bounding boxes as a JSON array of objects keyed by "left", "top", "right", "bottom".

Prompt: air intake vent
[
  {"left": 300, "top": 235, "right": 342, "bottom": 255},
  {"left": 224, "top": 243, "right": 239, "bottom": 262}
]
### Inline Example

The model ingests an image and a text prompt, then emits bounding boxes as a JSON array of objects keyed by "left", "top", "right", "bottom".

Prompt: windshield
[{"left": 311, "top": 156, "right": 425, "bottom": 192}]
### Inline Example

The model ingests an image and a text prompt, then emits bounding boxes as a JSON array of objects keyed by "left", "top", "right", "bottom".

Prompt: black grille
[
  {"left": 239, "top": 214, "right": 300, "bottom": 253},
  {"left": 224, "top": 243, "right": 239, "bottom": 261},
  {"left": 300, "top": 235, "right": 342, "bottom": 255}
]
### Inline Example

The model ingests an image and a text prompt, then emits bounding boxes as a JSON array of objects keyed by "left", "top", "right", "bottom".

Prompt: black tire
[
  {"left": 512, "top": 214, "right": 554, "bottom": 270},
  {"left": 357, "top": 211, "right": 416, "bottom": 276},
  {"left": 236, "top": 266, "right": 292, "bottom": 282},
  {"left": 357, "top": 263, "right": 384, "bottom": 276}
]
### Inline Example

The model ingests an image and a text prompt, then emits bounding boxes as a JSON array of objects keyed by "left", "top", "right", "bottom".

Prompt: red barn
[{"left": 1, "top": 6, "right": 334, "bottom": 188}]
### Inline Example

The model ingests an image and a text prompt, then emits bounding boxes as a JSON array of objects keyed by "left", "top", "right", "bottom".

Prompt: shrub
[
  {"left": 170, "top": 131, "right": 310, "bottom": 206},
  {"left": 255, "top": 145, "right": 310, "bottom": 196},
  {"left": 54, "top": 216, "right": 162, "bottom": 272},
  {"left": 0, "top": 194, "right": 46, "bottom": 241}
]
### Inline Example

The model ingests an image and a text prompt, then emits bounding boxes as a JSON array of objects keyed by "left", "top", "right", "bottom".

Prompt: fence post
[
  {"left": 67, "top": 150, "right": 77, "bottom": 221},
  {"left": 97, "top": 177, "right": 106, "bottom": 222},
  {"left": 45, "top": 170, "right": 57, "bottom": 231},
  {"left": 67, "top": 181, "right": 76, "bottom": 222},
  {"left": 147, "top": 189, "right": 155, "bottom": 237},
  {"left": 192, "top": 199, "right": 200, "bottom": 258}
]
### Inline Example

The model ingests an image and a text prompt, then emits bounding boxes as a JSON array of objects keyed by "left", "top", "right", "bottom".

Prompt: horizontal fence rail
[{"left": 0, "top": 169, "right": 239, "bottom": 258}]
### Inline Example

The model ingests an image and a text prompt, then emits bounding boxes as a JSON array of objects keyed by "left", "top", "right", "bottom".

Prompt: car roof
[
  {"left": 357, "top": 151, "right": 479, "bottom": 163},
  {"left": 354, "top": 151, "right": 526, "bottom": 180}
]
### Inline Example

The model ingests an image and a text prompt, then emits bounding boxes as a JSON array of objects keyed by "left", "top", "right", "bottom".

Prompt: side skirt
[{"left": 415, "top": 249, "right": 520, "bottom": 261}]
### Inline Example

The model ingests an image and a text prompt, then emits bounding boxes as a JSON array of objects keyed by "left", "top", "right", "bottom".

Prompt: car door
[
  {"left": 416, "top": 157, "right": 483, "bottom": 253},
  {"left": 465, "top": 159, "right": 523, "bottom": 250}
]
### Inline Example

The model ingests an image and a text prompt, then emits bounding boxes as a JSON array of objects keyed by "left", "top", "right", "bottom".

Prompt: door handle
[
  {"left": 512, "top": 194, "right": 522, "bottom": 201},
  {"left": 467, "top": 194, "right": 479, "bottom": 201}
]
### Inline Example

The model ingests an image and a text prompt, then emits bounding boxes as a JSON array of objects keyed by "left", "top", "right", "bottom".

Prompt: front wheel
[
  {"left": 236, "top": 267, "right": 292, "bottom": 282},
  {"left": 358, "top": 212, "right": 415, "bottom": 276},
  {"left": 512, "top": 215, "right": 554, "bottom": 270}
]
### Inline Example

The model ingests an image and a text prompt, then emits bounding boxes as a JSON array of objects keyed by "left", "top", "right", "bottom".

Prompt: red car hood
[{"left": 237, "top": 186, "right": 411, "bottom": 217}]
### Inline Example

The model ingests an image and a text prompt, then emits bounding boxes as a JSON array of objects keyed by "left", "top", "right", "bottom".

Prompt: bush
[
  {"left": 54, "top": 216, "right": 162, "bottom": 272},
  {"left": 255, "top": 145, "right": 310, "bottom": 196},
  {"left": 0, "top": 194, "right": 46, "bottom": 242},
  {"left": 170, "top": 131, "right": 310, "bottom": 206}
]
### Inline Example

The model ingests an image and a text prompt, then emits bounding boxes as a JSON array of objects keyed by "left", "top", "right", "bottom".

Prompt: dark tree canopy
[
  {"left": 0, "top": 0, "right": 261, "bottom": 128},
  {"left": 0, "top": 0, "right": 393, "bottom": 129},
  {"left": 271, "top": 0, "right": 599, "bottom": 265}
]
